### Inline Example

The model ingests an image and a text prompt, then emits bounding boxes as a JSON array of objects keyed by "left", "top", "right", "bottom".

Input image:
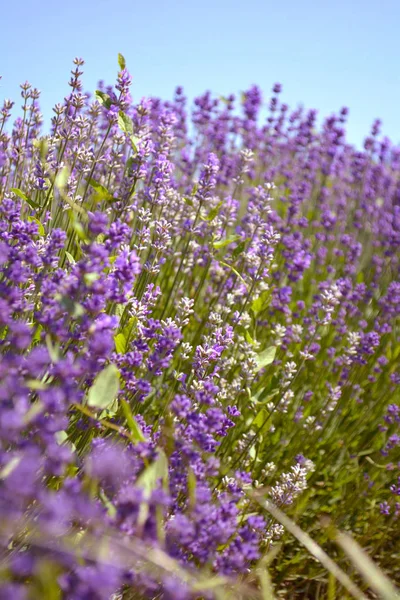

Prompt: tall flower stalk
[{"left": 0, "top": 56, "right": 398, "bottom": 599}]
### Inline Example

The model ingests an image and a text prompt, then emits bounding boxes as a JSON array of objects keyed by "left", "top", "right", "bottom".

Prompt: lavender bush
[{"left": 0, "top": 55, "right": 399, "bottom": 599}]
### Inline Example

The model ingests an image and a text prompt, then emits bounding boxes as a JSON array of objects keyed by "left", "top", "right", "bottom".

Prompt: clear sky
[{"left": 1, "top": 0, "right": 399, "bottom": 148}]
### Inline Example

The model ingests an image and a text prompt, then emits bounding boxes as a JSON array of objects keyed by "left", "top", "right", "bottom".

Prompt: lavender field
[{"left": 0, "top": 56, "right": 399, "bottom": 599}]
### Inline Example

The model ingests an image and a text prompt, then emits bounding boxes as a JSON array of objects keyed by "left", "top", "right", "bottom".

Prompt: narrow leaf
[
  {"left": 118, "top": 53, "right": 126, "bottom": 70},
  {"left": 65, "top": 251, "right": 76, "bottom": 265},
  {"left": 26, "top": 379, "right": 48, "bottom": 391},
  {"left": 257, "top": 566, "right": 276, "bottom": 600},
  {"left": 11, "top": 187, "right": 40, "bottom": 209},
  {"left": 336, "top": 531, "right": 400, "bottom": 600},
  {"left": 27, "top": 216, "right": 45, "bottom": 236},
  {"left": 187, "top": 468, "right": 197, "bottom": 510},
  {"left": 87, "top": 178, "right": 113, "bottom": 201},
  {"left": 121, "top": 399, "right": 146, "bottom": 443},
  {"left": 23, "top": 401, "right": 44, "bottom": 425},
  {"left": 73, "top": 221, "right": 88, "bottom": 242},
  {"left": 213, "top": 234, "right": 241, "bottom": 249},
  {"left": 219, "top": 260, "right": 247, "bottom": 286},
  {"left": 255, "top": 499, "right": 368, "bottom": 600},
  {"left": 202, "top": 201, "right": 223, "bottom": 222},
  {"left": 99, "top": 489, "right": 117, "bottom": 518},
  {"left": 232, "top": 239, "right": 247, "bottom": 259},
  {"left": 130, "top": 135, "right": 140, "bottom": 152},
  {"left": 136, "top": 450, "right": 168, "bottom": 527},
  {"left": 328, "top": 572, "right": 336, "bottom": 600},
  {"left": 45, "top": 335, "right": 60, "bottom": 363}
]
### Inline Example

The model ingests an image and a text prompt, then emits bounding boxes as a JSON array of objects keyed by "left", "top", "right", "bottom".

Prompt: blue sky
[{"left": 1, "top": 0, "right": 399, "bottom": 147}]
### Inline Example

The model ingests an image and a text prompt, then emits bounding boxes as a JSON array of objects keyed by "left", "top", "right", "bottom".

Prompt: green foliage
[
  {"left": 121, "top": 399, "right": 146, "bottom": 443},
  {"left": 202, "top": 201, "right": 223, "bottom": 221},
  {"left": 118, "top": 110, "right": 134, "bottom": 135},
  {"left": 87, "top": 364, "right": 120, "bottom": 410},
  {"left": 255, "top": 346, "right": 276, "bottom": 372},
  {"left": 136, "top": 450, "right": 168, "bottom": 529},
  {"left": 87, "top": 177, "right": 114, "bottom": 201},
  {"left": 213, "top": 234, "right": 242, "bottom": 249},
  {"left": 11, "top": 187, "right": 41, "bottom": 209},
  {"left": 118, "top": 52, "right": 126, "bottom": 70},
  {"left": 95, "top": 90, "right": 112, "bottom": 109},
  {"left": 114, "top": 332, "right": 127, "bottom": 354}
]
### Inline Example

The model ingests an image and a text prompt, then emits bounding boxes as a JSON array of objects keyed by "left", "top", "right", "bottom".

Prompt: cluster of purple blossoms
[{"left": 0, "top": 56, "right": 399, "bottom": 598}]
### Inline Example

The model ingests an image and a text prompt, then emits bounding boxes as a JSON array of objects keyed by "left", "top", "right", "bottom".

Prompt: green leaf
[
  {"left": 254, "top": 408, "right": 269, "bottom": 428},
  {"left": 55, "top": 430, "right": 69, "bottom": 445},
  {"left": 100, "top": 488, "right": 117, "bottom": 518},
  {"left": 55, "top": 293, "right": 85, "bottom": 318},
  {"left": 130, "top": 135, "right": 140, "bottom": 152},
  {"left": 118, "top": 111, "right": 134, "bottom": 135},
  {"left": 252, "top": 290, "right": 270, "bottom": 316},
  {"left": 64, "top": 198, "right": 87, "bottom": 218},
  {"left": 26, "top": 379, "right": 48, "bottom": 391},
  {"left": 137, "top": 450, "right": 168, "bottom": 492},
  {"left": 336, "top": 531, "right": 399, "bottom": 600},
  {"left": 55, "top": 166, "right": 70, "bottom": 189},
  {"left": 32, "top": 324, "right": 43, "bottom": 344},
  {"left": 219, "top": 260, "right": 247, "bottom": 286},
  {"left": 84, "top": 272, "right": 100, "bottom": 286},
  {"left": 121, "top": 399, "right": 146, "bottom": 443},
  {"left": 11, "top": 187, "right": 41, "bottom": 210},
  {"left": 87, "top": 364, "right": 120, "bottom": 410},
  {"left": 95, "top": 90, "right": 112, "bottom": 109},
  {"left": 45, "top": 335, "right": 60, "bottom": 363},
  {"left": 87, "top": 178, "right": 113, "bottom": 201},
  {"left": 249, "top": 445, "right": 257, "bottom": 460},
  {"left": 327, "top": 572, "right": 336, "bottom": 600},
  {"left": 27, "top": 216, "right": 45, "bottom": 236},
  {"left": 23, "top": 401, "right": 44, "bottom": 425},
  {"left": 213, "top": 234, "right": 241, "bottom": 249},
  {"left": 136, "top": 450, "right": 169, "bottom": 527},
  {"left": 187, "top": 468, "right": 197, "bottom": 509},
  {"left": 257, "top": 566, "right": 276, "bottom": 600},
  {"left": 72, "top": 221, "right": 88, "bottom": 242},
  {"left": 126, "top": 156, "right": 135, "bottom": 172},
  {"left": 114, "top": 302, "right": 126, "bottom": 317},
  {"left": 255, "top": 346, "right": 276, "bottom": 372},
  {"left": 114, "top": 332, "right": 127, "bottom": 354},
  {"left": 201, "top": 201, "right": 223, "bottom": 222},
  {"left": 245, "top": 330, "right": 256, "bottom": 345},
  {"left": 55, "top": 430, "right": 76, "bottom": 452},
  {"left": 118, "top": 52, "right": 126, "bottom": 70},
  {"left": 33, "top": 138, "right": 49, "bottom": 159},
  {"left": 232, "top": 240, "right": 247, "bottom": 259},
  {"left": 251, "top": 389, "right": 279, "bottom": 405},
  {"left": 65, "top": 251, "right": 76, "bottom": 265}
]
